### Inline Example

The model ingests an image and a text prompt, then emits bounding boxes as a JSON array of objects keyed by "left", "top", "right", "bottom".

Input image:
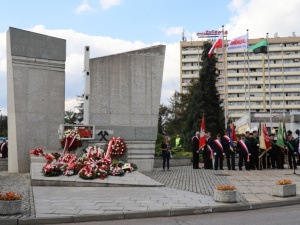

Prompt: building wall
[
  {"left": 180, "top": 35, "right": 300, "bottom": 122},
  {"left": 7, "top": 27, "right": 66, "bottom": 173}
]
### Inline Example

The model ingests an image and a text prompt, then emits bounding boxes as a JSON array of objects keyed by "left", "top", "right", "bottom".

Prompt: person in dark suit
[
  {"left": 222, "top": 129, "right": 235, "bottom": 170},
  {"left": 213, "top": 134, "right": 224, "bottom": 170},
  {"left": 161, "top": 136, "right": 172, "bottom": 171},
  {"left": 192, "top": 132, "right": 200, "bottom": 169},
  {"left": 203, "top": 131, "right": 213, "bottom": 169},
  {"left": 0, "top": 139, "right": 8, "bottom": 158},
  {"left": 250, "top": 130, "right": 260, "bottom": 169},
  {"left": 268, "top": 133, "right": 279, "bottom": 169},
  {"left": 286, "top": 131, "right": 297, "bottom": 170},
  {"left": 237, "top": 134, "right": 250, "bottom": 170}
]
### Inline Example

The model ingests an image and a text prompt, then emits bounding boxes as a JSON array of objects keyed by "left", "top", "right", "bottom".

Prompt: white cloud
[
  {"left": 164, "top": 26, "right": 183, "bottom": 36},
  {"left": 226, "top": 0, "right": 300, "bottom": 39},
  {"left": 100, "top": 0, "right": 121, "bottom": 10},
  {"left": 75, "top": 0, "right": 94, "bottom": 14}
]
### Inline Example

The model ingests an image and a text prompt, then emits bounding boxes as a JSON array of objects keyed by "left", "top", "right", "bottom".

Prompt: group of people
[
  {"left": 0, "top": 139, "right": 8, "bottom": 158},
  {"left": 192, "top": 128, "right": 300, "bottom": 171}
]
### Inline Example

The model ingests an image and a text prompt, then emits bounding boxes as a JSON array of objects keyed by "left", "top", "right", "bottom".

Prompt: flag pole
[
  {"left": 267, "top": 33, "right": 272, "bottom": 129},
  {"left": 247, "top": 29, "right": 251, "bottom": 129},
  {"left": 222, "top": 25, "right": 228, "bottom": 128}
]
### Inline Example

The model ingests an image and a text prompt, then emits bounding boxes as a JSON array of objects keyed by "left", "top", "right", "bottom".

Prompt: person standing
[
  {"left": 250, "top": 130, "right": 260, "bottom": 169},
  {"left": 192, "top": 132, "right": 200, "bottom": 169},
  {"left": 269, "top": 133, "right": 279, "bottom": 169},
  {"left": 213, "top": 134, "right": 224, "bottom": 170},
  {"left": 203, "top": 131, "right": 213, "bottom": 169},
  {"left": 175, "top": 135, "right": 181, "bottom": 147},
  {"left": 161, "top": 136, "right": 172, "bottom": 171},
  {"left": 222, "top": 129, "right": 236, "bottom": 170},
  {"left": 237, "top": 134, "right": 250, "bottom": 170},
  {"left": 286, "top": 131, "right": 297, "bottom": 170},
  {"left": 0, "top": 139, "right": 8, "bottom": 158}
]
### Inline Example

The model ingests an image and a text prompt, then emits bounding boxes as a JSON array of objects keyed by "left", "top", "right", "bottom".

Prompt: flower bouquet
[
  {"left": 110, "top": 164, "right": 125, "bottom": 176},
  {"left": 0, "top": 192, "right": 23, "bottom": 215},
  {"left": 275, "top": 179, "right": 292, "bottom": 185},
  {"left": 86, "top": 146, "right": 104, "bottom": 159},
  {"left": 61, "top": 129, "right": 82, "bottom": 155},
  {"left": 30, "top": 147, "right": 44, "bottom": 156},
  {"left": 215, "top": 185, "right": 236, "bottom": 191},
  {"left": 42, "top": 163, "right": 62, "bottom": 177}
]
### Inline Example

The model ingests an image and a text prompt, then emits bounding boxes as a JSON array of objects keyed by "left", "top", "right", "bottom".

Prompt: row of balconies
[
  {"left": 227, "top": 71, "right": 300, "bottom": 77},
  {"left": 228, "top": 104, "right": 300, "bottom": 110},
  {"left": 228, "top": 96, "right": 300, "bottom": 102},
  {"left": 227, "top": 79, "right": 300, "bottom": 85},
  {"left": 228, "top": 87, "right": 300, "bottom": 94}
]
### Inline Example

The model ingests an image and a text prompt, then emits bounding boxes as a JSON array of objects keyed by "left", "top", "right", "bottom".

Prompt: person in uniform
[
  {"left": 192, "top": 132, "right": 200, "bottom": 169},
  {"left": 237, "top": 133, "right": 250, "bottom": 170},
  {"left": 161, "top": 136, "right": 172, "bottom": 171},
  {"left": 203, "top": 131, "right": 213, "bottom": 169},
  {"left": 222, "top": 129, "right": 235, "bottom": 170},
  {"left": 269, "top": 132, "right": 279, "bottom": 169},
  {"left": 295, "top": 129, "right": 300, "bottom": 166},
  {"left": 250, "top": 129, "right": 260, "bottom": 169},
  {"left": 213, "top": 134, "right": 224, "bottom": 170},
  {"left": 286, "top": 131, "right": 297, "bottom": 169}
]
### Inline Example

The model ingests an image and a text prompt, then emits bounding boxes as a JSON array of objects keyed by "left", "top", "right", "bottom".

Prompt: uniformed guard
[
  {"left": 213, "top": 134, "right": 224, "bottom": 170},
  {"left": 237, "top": 133, "right": 250, "bottom": 170},
  {"left": 269, "top": 132, "right": 279, "bottom": 169},
  {"left": 286, "top": 130, "right": 297, "bottom": 170},
  {"left": 192, "top": 132, "right": 200, "bottom": 169},
  {"left": 222, "top": 129, "right": 236, "bottom": 170},
  {"left": 250, "top": 129, "right": 260, "bottom": 169},
  {"left": 203, "top": 131, "right": 213, "bottom": 169}
]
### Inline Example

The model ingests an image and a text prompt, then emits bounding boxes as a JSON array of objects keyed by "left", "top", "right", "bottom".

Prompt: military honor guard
[{"left": 192, "top": 132, "right": 200, "bottom": 169}]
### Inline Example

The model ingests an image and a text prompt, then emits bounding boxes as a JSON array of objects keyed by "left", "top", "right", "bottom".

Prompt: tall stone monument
[
  {"left": 7, "top": 27, "right": 66, "bottom": 173},
  {"left": 89, "top": 45, "right": 165, "bottom": 171}
]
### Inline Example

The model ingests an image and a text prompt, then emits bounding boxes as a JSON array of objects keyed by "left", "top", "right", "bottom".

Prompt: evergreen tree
[{"left": 184, "top": 41, "right": 224, "bottom": 147}]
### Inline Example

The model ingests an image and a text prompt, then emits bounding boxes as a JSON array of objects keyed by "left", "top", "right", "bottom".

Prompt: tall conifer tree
[{"left": 184, "top": 41, "right": 224, "bottom": 144}]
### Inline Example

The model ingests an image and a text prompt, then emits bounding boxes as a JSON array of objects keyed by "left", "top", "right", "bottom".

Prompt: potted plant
[
  {"left": 214, "top": 185, "right": 237, "bottom": 203},
  {"left": 0, "top": 192, "right": 22, "bottom": 215},
  {"left": 272, "top": 179, "right": 296, "bottom": 197}
]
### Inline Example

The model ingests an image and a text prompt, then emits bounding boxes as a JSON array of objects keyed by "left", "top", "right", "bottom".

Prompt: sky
[{"left": 1, "top": 0, "right": 300, "bottom": 115}]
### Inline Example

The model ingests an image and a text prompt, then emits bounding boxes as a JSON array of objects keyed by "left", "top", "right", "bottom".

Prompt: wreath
[
  {"left": 110, "top": 137, "right": 127, "bottom": 158},
  {"left": 61, "top": 129, "right": 82, "bottom": 154}
]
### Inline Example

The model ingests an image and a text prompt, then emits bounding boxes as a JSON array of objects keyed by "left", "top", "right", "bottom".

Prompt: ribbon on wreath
[{"left": 63, "top": 132, "right": 77, "bottom": 155}]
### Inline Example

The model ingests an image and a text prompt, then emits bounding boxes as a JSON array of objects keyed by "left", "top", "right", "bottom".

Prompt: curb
[{"left": 1, "top": 197, "right": 300, "bottom": 225}]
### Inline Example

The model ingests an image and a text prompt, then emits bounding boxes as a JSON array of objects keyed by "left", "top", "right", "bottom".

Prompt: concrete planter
[
  {"left": 214, "top": 189, "right": 237, "bottom": 203},
  {"left": 0, "top": 200, "right": 22, "bottom": 215},
  {"left": 272, "top": 184, "right": 296, "bottom": 197}
]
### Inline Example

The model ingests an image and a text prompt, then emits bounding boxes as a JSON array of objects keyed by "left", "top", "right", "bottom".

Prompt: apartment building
[{"left": 180, "top": 34, "right": 300, "bottom": 122}]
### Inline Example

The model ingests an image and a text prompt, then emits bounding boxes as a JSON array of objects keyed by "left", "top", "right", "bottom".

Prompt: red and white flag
[
  {"left": 227, "top": 34, "right": 248, "bottom": 52},
  {"left": 259, "top": 123, "right": 272, "bottom": 151},
  {"left": 208, "top": 33, "right": 223, "bottom": 58},
  {"left": 199, "top": 115, "right": 206, "bottom": 149}
]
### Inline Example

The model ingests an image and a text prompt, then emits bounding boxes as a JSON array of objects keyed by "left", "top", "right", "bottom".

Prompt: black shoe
[
  {"left": 232, "top": 169, "right": 236, "bottom": 171},
  {"left": 239, "top": 168, "right": 242, "bottom": 171}
]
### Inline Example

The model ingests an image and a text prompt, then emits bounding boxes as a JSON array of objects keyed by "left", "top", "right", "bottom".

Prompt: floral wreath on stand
[
  {"left": 110, "top": 137, "right": 127, "bottom": 158},
  {"left": 61, "top": 129, "right": 82, "bottom": 155}
]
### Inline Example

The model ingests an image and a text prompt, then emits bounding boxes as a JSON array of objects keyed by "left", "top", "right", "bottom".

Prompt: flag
[
  {"left": 259, "top": 123, "right": 272, "bottom": 151},
  {"left": 283, "top": 119, "right": 287, "bottom": 142},
  {"left": 199, "top": 115, "right": 206, "bottom": 149},
  {"left": 208, "top": 33, "right": 223, "bottom": 58},
  {"left": 276, "top": 121, "right": 285, "bottom": 149},
  {"left": 230, "top": 123, "right": 237, "bottom": 143},
  {"left": 229, "top": 123, "right": 237, "bottom": 151},
  {"left": 227, "top": 34, "right": 248, "bottom": 52},
  {"left": 249, "top": 39, "right": 268, "bottom": 54}
]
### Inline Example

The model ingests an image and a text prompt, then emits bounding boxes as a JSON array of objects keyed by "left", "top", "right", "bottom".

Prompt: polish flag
[
  {"left": 208, "top": 33, "right": 223, "bottom": 58},
  {"left": 199, "top": 115, "right": 206, "bottom": 149}
]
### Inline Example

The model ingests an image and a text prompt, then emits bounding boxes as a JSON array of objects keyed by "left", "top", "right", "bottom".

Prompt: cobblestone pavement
[
  {"left": 141, "top": 166, "right": 247, "bottom": 203},
  {"left": 0, "top": 171, "right": 35, "bottom": 218}
]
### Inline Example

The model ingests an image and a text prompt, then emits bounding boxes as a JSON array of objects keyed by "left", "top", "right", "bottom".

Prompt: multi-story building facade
[{"left": 180, "top": 34, "right": 300, "bottom": 124}]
